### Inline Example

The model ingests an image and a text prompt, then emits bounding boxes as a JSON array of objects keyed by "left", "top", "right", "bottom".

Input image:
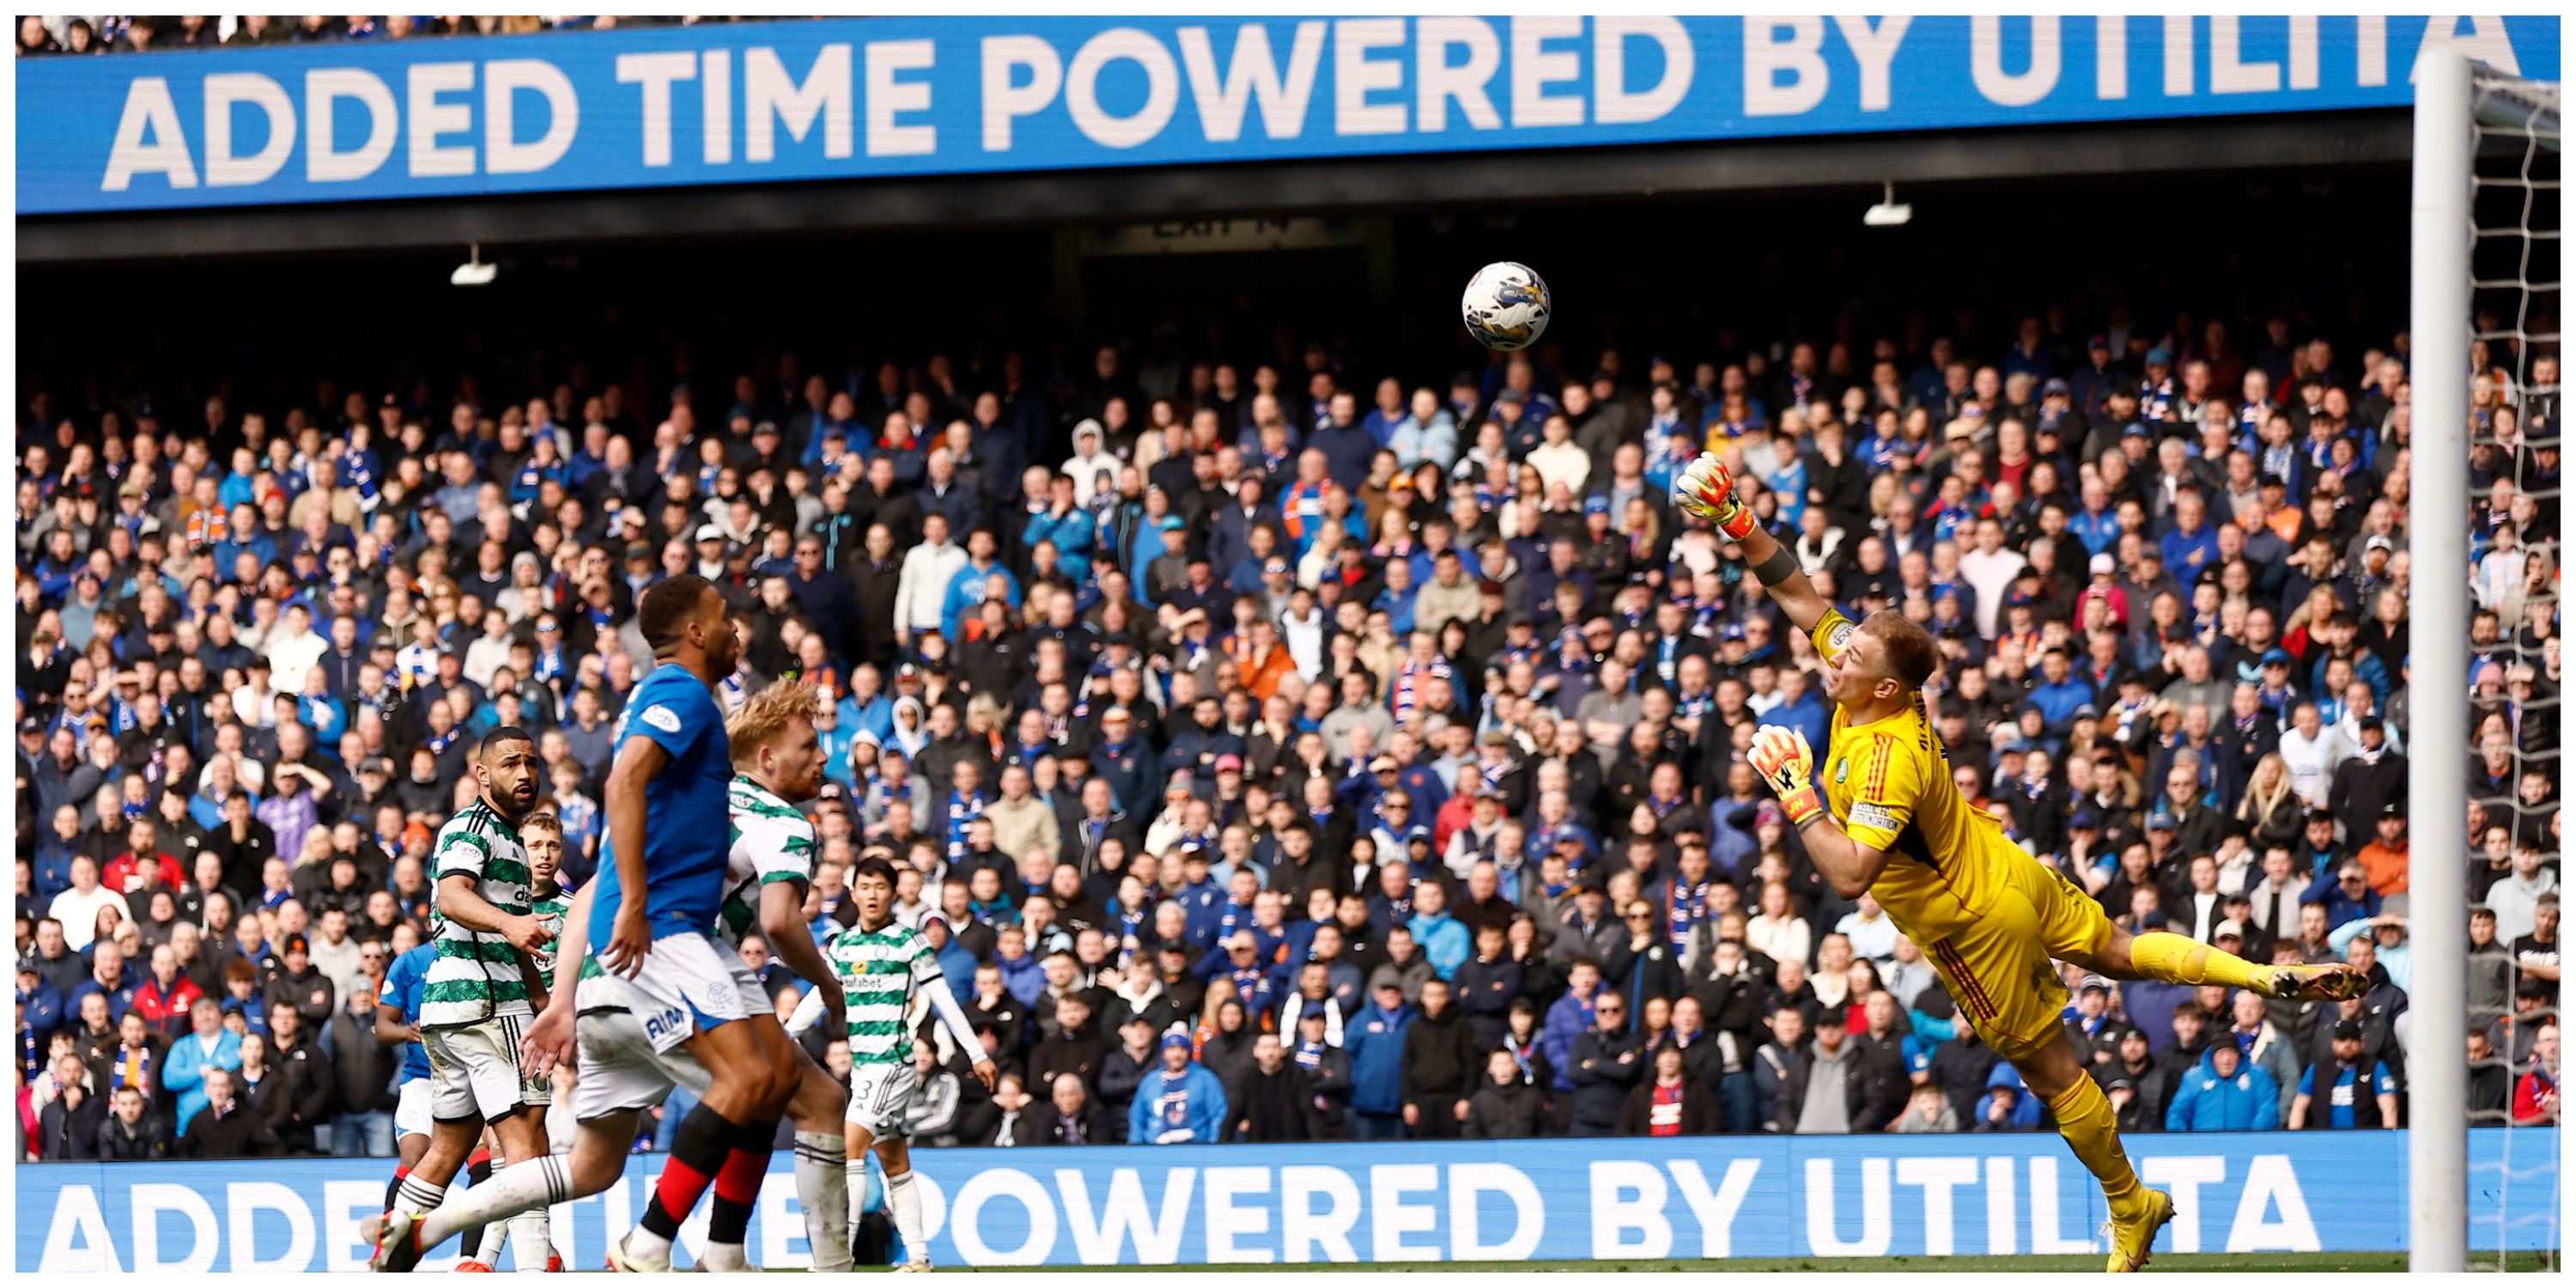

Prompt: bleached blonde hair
[{"left": 727, "top": 677, "right": 824, "bottom": 769}]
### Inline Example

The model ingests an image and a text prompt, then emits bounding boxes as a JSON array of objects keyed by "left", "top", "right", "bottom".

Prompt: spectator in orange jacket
[{"left": 2354, "top": 803, "right": 2409, "bottom": 895}]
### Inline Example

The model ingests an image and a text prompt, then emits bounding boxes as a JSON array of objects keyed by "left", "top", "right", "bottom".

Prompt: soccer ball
[{"left": 1461, "top": 261, "right": 1551, "bottom": 351}]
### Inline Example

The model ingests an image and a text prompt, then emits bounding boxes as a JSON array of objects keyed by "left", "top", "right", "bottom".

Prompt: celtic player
[
  {"left": 377, "top": 727, "right": 554, "bottom": 1273},
  {"left": 795, "top": 857, "right": 994, "bottom": 1272},
  {"left": 455, "top": 811, "right": 571, "bottom": 1273}
]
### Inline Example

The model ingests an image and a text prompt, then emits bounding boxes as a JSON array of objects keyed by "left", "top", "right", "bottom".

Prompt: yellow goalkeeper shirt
[{"left": 1807, "top": 610, "right": 2012, "bottom": 945}]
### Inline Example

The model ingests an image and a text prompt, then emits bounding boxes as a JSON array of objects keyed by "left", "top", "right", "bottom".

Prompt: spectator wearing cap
[
  {"left": 2353, "top": 802, "right": 2410, "bottom": 896},
  {"left": 260, "top": 933, "right": 334, "bottom": 1031},
  {"left": 2073, "top": 550, "right": 2131, "bottom": 634},
  {"left": 1345, "top": 980, "right": 1414, "bottom": 1140},
  {"left": 1128, "top": 1025, "right": 1226, "bottom": 1149},
  {"left": 2292, "top": 1019, "right": 2398, "bottom": 1129},
  {"left": 2165, "top": 1039, "right": 2281, "bottom": 1132}
]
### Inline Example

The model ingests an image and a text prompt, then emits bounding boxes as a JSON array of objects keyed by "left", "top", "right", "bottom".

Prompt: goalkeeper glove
[
  {"left": 1674, "top": 453, "right": 1759, "bottom": 540},
  {"left": 1747, "top": 726, "right": 1826, "bottom": 827}
]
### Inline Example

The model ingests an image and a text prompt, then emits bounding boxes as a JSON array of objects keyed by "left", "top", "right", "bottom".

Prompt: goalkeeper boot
[
  {"left": 893, "top": 1258, "right": 935, "bottom": 1273},
  {"left": 371, "top": 1210, "right": 428, "bottom": 1274},
  {"left": 2103, "top": 1186, "right": 2173, "bottom": 1273},
  {"left": 2253, "top": 963, "right": 2370, "bottom": 1002}
]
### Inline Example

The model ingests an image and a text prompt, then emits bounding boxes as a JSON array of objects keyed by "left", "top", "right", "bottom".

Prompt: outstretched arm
[
  {"left": 1798, "top": 817, "right": 1898, "bottom": 901},
  {"left": 919, "top": 971, "right": 998, "bottom": 1091},
  {"left": 1675, "top": 454, "right": 1832, "bottom": 633}
]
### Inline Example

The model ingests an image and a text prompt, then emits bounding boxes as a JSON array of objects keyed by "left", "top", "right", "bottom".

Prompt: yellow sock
[
  {"left": 2128, "top": 930, "right": 2269, "bottom": 992},
  {"left": 2046, "top": 1078, "right": 2143, "bottom": 1215}
]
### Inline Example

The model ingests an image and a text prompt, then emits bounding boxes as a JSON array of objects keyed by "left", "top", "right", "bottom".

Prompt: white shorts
[
  {"left": 619, "top": 933, "right": 763, "bottom": 1054},
  {"left": 847, "top": 1061, "right": 920, "bottom": 1139},
  {"left": 424, "top": 1014, "right": 545, "bottom": 1121},
  {"left": 394, "top": 1078, "right": 434, "bottom": 1140},
  {"left": 564, "top": 946, "right": 769, "bottom": 1123}
]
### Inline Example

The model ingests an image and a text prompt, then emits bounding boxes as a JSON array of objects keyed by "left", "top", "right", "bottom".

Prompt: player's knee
[
  {"left": 569, "top": 1146, "right": 624, "bottom": 1196},
  {"left": 753, "top": 1063, "right": 796, "bottom": 1115},
  {"left": 793, "top": 1072, "right": 848, "bottom": 1131}
]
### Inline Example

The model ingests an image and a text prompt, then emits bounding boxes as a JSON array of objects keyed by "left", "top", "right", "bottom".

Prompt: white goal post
[
  {"left": 2412, "top": 48, "right": 2565, "bottom": 1273},
  {"left": 2407, "top": 48, "right": 2473, "bottom": 1274}
]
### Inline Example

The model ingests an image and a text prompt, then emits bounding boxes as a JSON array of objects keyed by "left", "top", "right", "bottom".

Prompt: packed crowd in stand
[{"left": 14, "top": 292, "right": 2563, "bottom": 1162}]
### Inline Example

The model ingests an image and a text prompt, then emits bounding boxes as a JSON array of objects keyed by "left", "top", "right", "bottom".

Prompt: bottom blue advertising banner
[{"left": 14, "top": 1128, "right": 2556, "bottom": 1270}]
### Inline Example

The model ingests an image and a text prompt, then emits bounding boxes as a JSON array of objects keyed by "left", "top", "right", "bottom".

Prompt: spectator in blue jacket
[
  {"left": 2157, "top": 490, "right": 2222, "bottom": 578},
  {"left": 1024, "top": 475, "right": 1097, "bottom": 584},
  {"left": 1406, "top": 881, "right": 1472, "bottom": 981},
  {"left": 1541, "top": 958, "right": 1604, "bottom": 1103},
  {"left": 161, "top": 996, "right": 242, "bottom": 1137},
  {"left": 1130, "top": 1028, "right": 1229, "bottom": 1145},
  {"left": 2165, "top": 1042, "right": 2282, "bottom": 1131},
  {"left": 64, "top": 939, "right": 137, "bottom": 1026},
  {"left": 1754, "top": 671, "right": 1832, "bottom": 780},
  {"left": 993, "top": 927, "right": 1045, "bottom": 1006},
  {"left": 1345, "top": 980, "right": 1415, "bottom": 1140},
  {"left": 1974, "top": 1060, "right": 2044, "bottom": 1130},
  {"left": 939, "top": 528, "right": 1022, "bottom": 641},
  {"left": 2301, "top": 860, "right": 2383, "bottom": 932},
  {"left": 17, "top": 964, "right": 64, "bottom": 1075},
  {"left": 2027, "top": 647, "right": 2098, "bottom": 732}
]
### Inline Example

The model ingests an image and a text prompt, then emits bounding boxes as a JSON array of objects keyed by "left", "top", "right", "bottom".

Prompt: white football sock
[
  {"left": 422, "top": 1157, "right": 574, "bottom": 1255},
  {"left": 884, "top": 1169, "right": 929, "bottom": 1266},
  {"left": 797, "top": 1131, "right": 852, "bottom": 1272},
  {"left": 392, "top": 1175, "right": 449, "bottom": 1217},
  {"left": 506, "top": 1206, "right": 552, "bottom": 1271},
  {"left": 846, "top": 1157, "right": 871, "bottom": 1228},
  {"left": 473, "top": 1224, "right": 506, "bottom": 1267}
]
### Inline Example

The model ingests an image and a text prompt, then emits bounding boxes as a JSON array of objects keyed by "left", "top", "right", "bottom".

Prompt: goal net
[{"left": 2419, "top": 55, "right": 2561, "bottom": 1273}]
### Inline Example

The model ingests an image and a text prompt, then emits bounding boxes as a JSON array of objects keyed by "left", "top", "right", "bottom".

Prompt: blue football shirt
[
  {"left": 378, "top": 944, "right": 434, "bottom": 1083},
  {"left": 587, "top": 660, "right": 732, "bottom": 946}
]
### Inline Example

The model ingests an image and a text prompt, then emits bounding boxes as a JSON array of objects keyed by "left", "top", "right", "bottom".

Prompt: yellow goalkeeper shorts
[{"left": 1917, "top": 854, "right": 2116, "bottom": 1062}]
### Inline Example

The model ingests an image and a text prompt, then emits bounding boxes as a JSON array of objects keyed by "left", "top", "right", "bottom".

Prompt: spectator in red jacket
[
  {"left": 101, "top": 817, "right": 186, "bottom": 900},
  {"left": 127, "top": 943, "right": 205, "bottom": 1038},
  {"left": 2512, "top": 1023, "right": 2560, "bottom": 1126}
]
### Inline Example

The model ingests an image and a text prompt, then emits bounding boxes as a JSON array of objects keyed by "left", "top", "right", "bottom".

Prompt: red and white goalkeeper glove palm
[
  {"left": 1747, "top": 726, "right": 1825, "bottom": 826},
  {"left": 1674, "top": 453, "right": 1758, "bottom": 539}
]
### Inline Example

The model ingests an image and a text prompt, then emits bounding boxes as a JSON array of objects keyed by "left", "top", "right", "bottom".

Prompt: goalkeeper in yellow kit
[{"left": 1674, "top": 454, "right": 2365, "bottom": 1272}]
